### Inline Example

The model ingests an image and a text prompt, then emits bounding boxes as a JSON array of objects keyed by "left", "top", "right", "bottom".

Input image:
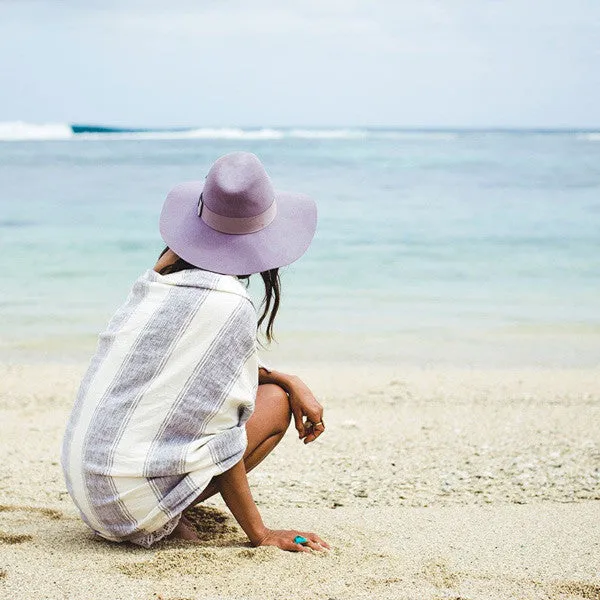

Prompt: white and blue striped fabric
[{"left": 61, "top": 268, "right": 260, "bottom": 546}]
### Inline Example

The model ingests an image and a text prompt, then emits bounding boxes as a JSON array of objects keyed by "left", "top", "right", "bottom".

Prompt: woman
[{"left": 61, "top": 151, "right": 329, "bottom": 553}]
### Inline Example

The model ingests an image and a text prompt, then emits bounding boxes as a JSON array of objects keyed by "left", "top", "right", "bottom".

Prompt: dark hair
[{"left": 157, "top": 247, "right": 281, "bottom": 342}]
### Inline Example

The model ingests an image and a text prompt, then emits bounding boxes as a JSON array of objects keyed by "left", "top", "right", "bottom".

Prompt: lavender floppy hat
[{"left": 159, "top": 152, "right": 317, "bottom": 275}]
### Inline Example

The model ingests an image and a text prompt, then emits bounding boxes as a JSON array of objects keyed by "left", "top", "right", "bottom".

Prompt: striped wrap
[{"left": 60, "top": 268, "right": 260, "bottom": 544}]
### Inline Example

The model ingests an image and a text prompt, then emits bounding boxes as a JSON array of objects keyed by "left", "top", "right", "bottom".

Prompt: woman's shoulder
[
  {"left": 141, "top": 268, "right": 251, "bottom": 301},
  {"left": 138, "top": 268, "right": 258, "bottom": 333}
]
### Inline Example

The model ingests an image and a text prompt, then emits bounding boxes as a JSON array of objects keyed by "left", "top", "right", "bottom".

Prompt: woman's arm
[
  {"left": 214, "top": 457, "right": 330, "bottom": 552},
  {"left": 258, "top": 367, "right": 326, "bottom": 444},
  {"left": 214, "top": 458, "right": 266, "bottom": 545}
]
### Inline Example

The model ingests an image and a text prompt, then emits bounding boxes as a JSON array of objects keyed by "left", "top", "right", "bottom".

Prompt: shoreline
[{"left": 2, "top": 328, "right": 600, "bottom": 369}]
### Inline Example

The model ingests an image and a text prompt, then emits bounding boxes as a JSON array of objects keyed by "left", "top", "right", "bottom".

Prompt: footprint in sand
[
  {"left": 547, "top": 581, "right": 600, "bottom": 600},
  {"left": 420, "top": 557, "right": 463, "bottom": 589},
  {"left": 0, "top": 504, "right": 63, "bottom": 520},
  {"left": 118, "top": 548, "right": 220, "bottom": 579},
  {"left": 182, "top": 504, "right": 238, "bottom": 541},
  {"left": 117, "top": 505, "right": 243, "bottom": 580},
  {"left": 0, "top": 532, "right": 33, "bottom": 545},
  {"left": 420, "top": 567, "right": 600, "bottom": 600},
  {"left": 0, "top": 504, "right": 63, "bottom": 546}
]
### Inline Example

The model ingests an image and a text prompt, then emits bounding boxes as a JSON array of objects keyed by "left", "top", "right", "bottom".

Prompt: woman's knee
[{"left": 257, "top": 383, "right": 292, "bottom": 435}]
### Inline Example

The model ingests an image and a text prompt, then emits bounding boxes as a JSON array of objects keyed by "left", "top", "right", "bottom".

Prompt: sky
[{"left": 0, "top": 0, "right": 599, "bottom": 128}]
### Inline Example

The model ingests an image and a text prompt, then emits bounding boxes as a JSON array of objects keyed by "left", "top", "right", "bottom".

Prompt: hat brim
[{"left": 159, "top": 181, "right": 317, "bottom": 275}]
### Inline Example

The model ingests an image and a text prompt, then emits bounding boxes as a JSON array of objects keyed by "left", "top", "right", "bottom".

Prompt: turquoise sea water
[{"left": 1, "top": 128, "right": 599, "bottom": 366}]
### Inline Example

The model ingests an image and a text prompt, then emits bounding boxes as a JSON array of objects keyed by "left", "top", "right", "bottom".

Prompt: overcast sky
[{"left": 0, "top": 0, "right": 599, "bottom": 128}]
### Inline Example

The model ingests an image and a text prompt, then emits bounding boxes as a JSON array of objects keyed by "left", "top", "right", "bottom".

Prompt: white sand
[{"left": 1, "top": 363, "right": 599, "bottom": 600}]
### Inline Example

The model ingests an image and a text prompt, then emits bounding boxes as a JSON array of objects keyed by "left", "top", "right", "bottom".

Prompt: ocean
[{"left": 1, "top": 123, "right": 599, "bottom": 366}]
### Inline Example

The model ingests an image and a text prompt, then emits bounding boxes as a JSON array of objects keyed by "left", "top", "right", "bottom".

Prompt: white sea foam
[
  {"left": 376, "top": 131, "right": 457, "bottom": 141},
  {"left": 80, "top": 127, "right": 370, "bottom": 141},
  {"left": 289, "top": 128, "right": 369, "bottom": 139},
  {"left": 187, "top": 127, "right": 285, "bottom": 140},
  {"left": 0, "top": 121, "right": 463, "bottom": 142},
  {"left": 79, "top": 127, "right": 287, "bottom": 141},
  {"left": 0, "top": 121, "right": 73, "bottom": 141},
  {"left": 577, "top": 132, "right": 600, "bottom": 142}
]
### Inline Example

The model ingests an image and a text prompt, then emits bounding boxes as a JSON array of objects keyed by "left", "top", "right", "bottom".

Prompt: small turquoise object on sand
[{"left": 294, "top": 535, "right": 308, "bottom": 544}]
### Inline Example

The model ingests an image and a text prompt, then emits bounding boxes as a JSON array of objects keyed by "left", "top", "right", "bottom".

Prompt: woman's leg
[
  {"left": 191, "top": 383, "right": 291, "bottom": 505},
  {"left": 170, "top": 384, "right": 291, "bottom": 541}
]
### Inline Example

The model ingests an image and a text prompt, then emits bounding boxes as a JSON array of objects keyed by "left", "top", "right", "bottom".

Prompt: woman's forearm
[
  {"left": 213, "top": 458, "right": 268, "bottom": 545},
  {"left": 258, "top": 367, "right": 297, "bottom": 392}
]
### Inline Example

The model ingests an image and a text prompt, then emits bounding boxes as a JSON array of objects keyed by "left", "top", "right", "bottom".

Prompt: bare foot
[{"left": 168, "top": 515, "right": 200, "bottom": 542}]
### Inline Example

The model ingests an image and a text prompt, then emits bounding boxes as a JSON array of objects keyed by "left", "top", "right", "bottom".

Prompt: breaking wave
[
  {"left": 0, "top": 121, "right": 457, "bottom": 142},
  {"left": 0, "top": 121, "right": 74, "bottom": 141},
  {"left": 5, "top": 122, "right": 593, "bottom": 142}
]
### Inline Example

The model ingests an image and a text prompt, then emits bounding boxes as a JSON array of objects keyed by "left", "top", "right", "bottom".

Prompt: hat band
[{"left": 198, "top": 196, "right": 277, "bottom": 235}]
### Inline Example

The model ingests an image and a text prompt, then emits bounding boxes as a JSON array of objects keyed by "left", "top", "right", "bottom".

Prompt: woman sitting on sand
[{"left": 60, "top": 152, "right": 330, "bottom": 553}]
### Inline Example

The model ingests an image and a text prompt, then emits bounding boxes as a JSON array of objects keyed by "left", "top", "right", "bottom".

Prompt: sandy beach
[
  {"left": 1, "top": 362, "right": 599, "bottom": 600},
  {"left": 3, "top": 1, "right": 600, "bottom": 598}
]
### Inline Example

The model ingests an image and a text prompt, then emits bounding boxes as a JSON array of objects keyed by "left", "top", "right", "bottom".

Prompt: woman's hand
[
  {"left": 253, "top": 528, "right": 330, "bottom": 553},
  {"left": 258, "top": 369, "right": 326, "bottom": 444},
  {"left": 286, "top": 376, "right": 326, "bottom": 444}
]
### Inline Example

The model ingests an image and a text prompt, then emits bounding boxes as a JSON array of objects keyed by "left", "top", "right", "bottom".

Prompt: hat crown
[{"left": 202, "top": 152, "right": 275, "bottom": 218}]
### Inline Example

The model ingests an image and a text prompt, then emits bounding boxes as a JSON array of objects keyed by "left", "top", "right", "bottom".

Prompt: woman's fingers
[
  {"left": 313, "top": 535, "right": 331, "bottom": 550},
  {"left": 305, "top": 405, "right": 324, "bottom": 426},
  {"left": 302, "top": 419, "right": 325, "bottom": 444},
  {"left": 298, "top": 413, "right": 325, "bottom": 442},
  {"left": 289, "top": 390, "right": 325, "bottom": 442},
  {"left": 301, "top": 531, "right": 331, "bottom": 550},
  {"left": 303, "top": 539, "right": 325, "bottom": 551},
  {"left": 292, "top": 408, "right": 306, "bottom": 439},
  {"left": 312, "top": 420, "right": 325, "bottom": 436}
]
